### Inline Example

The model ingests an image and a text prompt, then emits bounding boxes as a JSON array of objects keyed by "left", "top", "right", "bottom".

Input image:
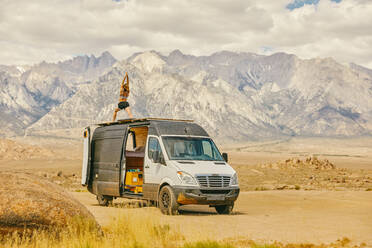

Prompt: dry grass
[
  {"left": 0, "top": 211, "right": 238, "bottom": 248},
  {"left": 1, "top": 212, "right": 366, "bottom": 248}
]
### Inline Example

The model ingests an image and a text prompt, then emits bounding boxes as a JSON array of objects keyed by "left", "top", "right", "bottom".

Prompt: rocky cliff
[{"left": 1, "top": 50, "right": 371, "bottom": 141}]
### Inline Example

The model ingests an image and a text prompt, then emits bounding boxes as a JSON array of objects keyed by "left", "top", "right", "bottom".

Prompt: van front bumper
[{"left": 172, "top": 186, "right": 240, "bottom": 205}]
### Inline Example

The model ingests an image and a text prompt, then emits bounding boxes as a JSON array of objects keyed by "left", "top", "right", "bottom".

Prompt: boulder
[{"left": 0, "top": 171, "right": 96, "bottom": 235}]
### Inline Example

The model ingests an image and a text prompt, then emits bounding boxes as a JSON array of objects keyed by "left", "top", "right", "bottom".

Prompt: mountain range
[{"left": 1, "top": 50, "right": 371, "bottom": 141}]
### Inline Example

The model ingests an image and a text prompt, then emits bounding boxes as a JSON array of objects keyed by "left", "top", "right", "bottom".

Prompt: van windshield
[{"left": 162, "top": 136, "right": 224, "bottom": 161}]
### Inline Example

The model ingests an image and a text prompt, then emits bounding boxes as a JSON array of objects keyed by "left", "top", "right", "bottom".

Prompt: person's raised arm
[
  {"left": 121, "top": 72, "right": 127, "bottom": 86},
  {"left": 125, "top": 72, "right": 129, "bottom": 90},
  {"left": 121, "top": 72, "right": 129, "bottom": 92}
]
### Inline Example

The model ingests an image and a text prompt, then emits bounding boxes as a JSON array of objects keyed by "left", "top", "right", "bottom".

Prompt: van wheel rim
[{"left": 161, "top": 192, "right": 170, "bottom": 208}]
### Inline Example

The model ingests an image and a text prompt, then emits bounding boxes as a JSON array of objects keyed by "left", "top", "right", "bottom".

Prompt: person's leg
[
  {"left": 112, "top": 108, "right": 120, "bottom": 121},
  {"left": 125, "top": 106, "right": 133, "bottom": 118}
]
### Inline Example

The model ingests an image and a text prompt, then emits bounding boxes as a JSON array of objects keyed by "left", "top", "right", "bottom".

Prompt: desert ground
[
  {"left": 72, "top": 191, "right": 372, "bottom": 246},
  {"left": 1, "top": 136, "right": 372, "bottom": 247}
]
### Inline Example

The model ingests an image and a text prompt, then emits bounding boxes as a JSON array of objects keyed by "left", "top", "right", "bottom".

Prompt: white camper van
[{"left": 81, "top": 118, "right": 240, "bottom": 215}]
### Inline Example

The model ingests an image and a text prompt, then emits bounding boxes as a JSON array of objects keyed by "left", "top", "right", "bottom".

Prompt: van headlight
[
  {"left": 231, "top": 173, "right": 238, "bottom": 186},
  {"left": 177, "top": 171, "right": 197, "bottom": 185}
]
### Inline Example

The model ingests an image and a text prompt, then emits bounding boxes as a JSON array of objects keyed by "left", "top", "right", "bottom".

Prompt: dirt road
[{"left": 72, "top": 190, "right": 372, "bottom": 246}]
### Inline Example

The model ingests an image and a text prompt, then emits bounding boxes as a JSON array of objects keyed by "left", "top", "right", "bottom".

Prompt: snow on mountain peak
[
  {"left": 16, "top": 66, "right": 26, "bottom": 74},
  {"left": 271, "top": 83, "right": 281, "bottom": 92}
]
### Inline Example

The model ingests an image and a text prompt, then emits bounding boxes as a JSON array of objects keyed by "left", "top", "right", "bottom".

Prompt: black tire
[
  {"left": 158, "top": 186, "right": 179, "bottom": 215},
  {"left": 97, "top": 195, "right": 113, "bottom": 206},
  {"left": 215, "top": 203, "right": 234, "bottom": 214},
  {"left": 147, "top": 200, "right": 157, "bottom": 207}
]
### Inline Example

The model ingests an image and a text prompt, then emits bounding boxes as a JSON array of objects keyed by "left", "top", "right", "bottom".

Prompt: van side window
[
  {"left": 148, "top": 137, "right": 163, "bottom": 160},
  {"left": 93, "top": 138, "right": 122, "bottom": 163}
]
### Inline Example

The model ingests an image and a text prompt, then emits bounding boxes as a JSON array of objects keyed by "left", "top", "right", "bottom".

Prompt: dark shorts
[{"left": 118, "top": 101, "right": 130, "bottom": 110}]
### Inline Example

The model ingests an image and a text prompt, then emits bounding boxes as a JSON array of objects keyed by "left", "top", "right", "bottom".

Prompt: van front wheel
[
  {"left": 215, "top": 204, "right": 234, "bottom": 214},
  {"left": 97, "top": 195, "right": 113, "bottom": 206},
  {"left": 159, "top": 186, "right": 179, "bottom": 215}
]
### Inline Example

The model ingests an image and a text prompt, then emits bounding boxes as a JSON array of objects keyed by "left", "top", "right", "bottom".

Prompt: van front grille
[{"left": 196, "top": 175, "right": 231, "bottom": 188}]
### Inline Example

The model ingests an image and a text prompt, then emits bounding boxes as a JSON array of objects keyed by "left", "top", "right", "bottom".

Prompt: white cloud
[{"left": 0, "top": 0, "right": 371, "bottom": 68}]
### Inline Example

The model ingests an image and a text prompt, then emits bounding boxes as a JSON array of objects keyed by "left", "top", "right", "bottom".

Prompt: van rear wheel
[
  {"left": 215, "top": 204, "right": 234, "bottom": 214},
  {"left": 97, "top": 195, "right": 113, "bottom": 206},
  {"left": 159, "top": 186, "right": 179, "bottom": 215}
]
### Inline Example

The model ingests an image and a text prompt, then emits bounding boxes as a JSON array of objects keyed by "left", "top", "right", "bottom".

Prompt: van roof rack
[{"left": 96, "top": 118, "right": 194, "bottom": 127}]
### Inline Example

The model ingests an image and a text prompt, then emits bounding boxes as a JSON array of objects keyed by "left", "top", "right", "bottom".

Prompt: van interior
[{"left": 123, "top": 126, "right": 148, "bottom": 195}]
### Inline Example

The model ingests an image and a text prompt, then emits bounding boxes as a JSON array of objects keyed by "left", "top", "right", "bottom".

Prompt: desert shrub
[
  {"left": 250, "top": 244, "right": 279, "bottom": 248},
  {"left": 183, "top": 240, "right": 236, "bottom": 248}
]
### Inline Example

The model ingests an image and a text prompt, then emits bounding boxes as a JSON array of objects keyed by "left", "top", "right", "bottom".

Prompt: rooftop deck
[{"left": 96, "top": 117, "right": 193, "bottom": 127}]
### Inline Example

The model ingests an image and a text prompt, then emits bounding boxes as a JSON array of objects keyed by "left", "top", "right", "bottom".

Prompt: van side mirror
[
  {"left": 152, "top": 151, "right": 160, "bottom": 163},
  {"left": 222, "top": 153, "right": 228, "bottom": 162},
  {"left": 159, "top": 156, "right": 165, "bottom": 165}
]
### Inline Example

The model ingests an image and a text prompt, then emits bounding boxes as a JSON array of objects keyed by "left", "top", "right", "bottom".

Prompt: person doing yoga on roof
[{"left": 112, "top": 72, "right": 133, "bottom": 121}]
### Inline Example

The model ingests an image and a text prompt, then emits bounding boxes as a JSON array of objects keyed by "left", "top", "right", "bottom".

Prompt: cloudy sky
[{"left": 1, "top": 0, "right": 371, "bottom": 68}]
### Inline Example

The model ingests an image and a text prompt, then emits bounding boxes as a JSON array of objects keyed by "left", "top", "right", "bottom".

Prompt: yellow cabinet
[{"left": 124, "top": 171, "right": 143, "bottom": 193}]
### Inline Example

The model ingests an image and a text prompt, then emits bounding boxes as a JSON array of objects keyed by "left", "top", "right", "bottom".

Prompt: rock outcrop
[
  {"left": 0, "top": 171, "right": 96, "bottom": 235},
  {"left": 260, "top": 156, "right": 336, "bottom": 170},
  {"left": 0, "top": 139, "right": 55, "bottom": 160}
]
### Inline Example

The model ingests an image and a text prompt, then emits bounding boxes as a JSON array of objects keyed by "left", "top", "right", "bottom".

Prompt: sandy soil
[
  {"left": 71, "top": 190, "right": 372, "bottom": 246},
  {"left": 2, "top": 137, "right": 371, "bottom": 191},
  {"left": 222, "top": 137, "right": 372, "bottom": 170},
  {"left": 1, "top": 136, "right": 372, "bottom": 246}
]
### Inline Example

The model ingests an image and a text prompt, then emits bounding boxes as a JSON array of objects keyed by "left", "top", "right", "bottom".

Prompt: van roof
[
  {"left": 96, "top": 118, "right": 193, "bottom": 127},
  {"left": 93, "top": 118, "right": 209, "bottom": 137}
]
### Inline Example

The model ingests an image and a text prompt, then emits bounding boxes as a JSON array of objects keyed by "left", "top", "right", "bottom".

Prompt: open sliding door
[{"left": 92, "top": 126, "right": 127, "bottom": 197}]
